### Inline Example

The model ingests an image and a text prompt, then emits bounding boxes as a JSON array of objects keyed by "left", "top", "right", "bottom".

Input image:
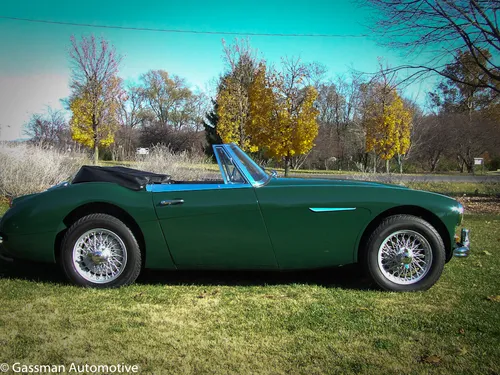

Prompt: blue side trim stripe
[
  {"left": 146, "top": 183, "right": 250, "bottom": 192},
  {"left": 309, "top": 207, "right": 357, "bottom": 213}
]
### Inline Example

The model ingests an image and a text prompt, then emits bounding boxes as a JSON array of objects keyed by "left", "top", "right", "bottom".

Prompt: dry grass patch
[{"left": 0, "top": 143, "right": 89, "bottom": 197}]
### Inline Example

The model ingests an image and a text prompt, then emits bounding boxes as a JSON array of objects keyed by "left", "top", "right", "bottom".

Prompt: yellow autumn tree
[
  {"left": 70, "top": 90, "right": 117, "bottom": 153},
  {"left": 248, "top": 63, "right": 319, "bottom": 176},
  {"left": 365, "top": 86, "right": 413, "bottom": 173},
  {"left": 68, "top": 35, "right": 122, "bottom": 164},
  {"left": 216, "top": 76, "right": 257, "bottom": 152},
  {"left": 216, "top": 39, "right": 258, "bottom": 152}
]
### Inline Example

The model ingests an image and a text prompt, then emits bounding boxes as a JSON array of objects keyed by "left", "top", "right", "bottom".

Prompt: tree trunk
[
  {"left": 93, "top": 121, "right": 99, "bottom": 165},
  {"left": 284, "top": 155, "right": 291, "bottom": 177},
  {"left": 385, "top": 159, "right": 390, "bottom": 173},
  {"left": 94, "top": 143, "right": 99, "bottom": 165},
  {"left": 372, "top": 152, "right": 377, "bottom": 173}
]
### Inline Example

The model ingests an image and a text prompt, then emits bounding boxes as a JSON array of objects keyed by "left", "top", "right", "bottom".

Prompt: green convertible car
[{"left": 0, "top": 144, "right": 469, "bottom": 291}]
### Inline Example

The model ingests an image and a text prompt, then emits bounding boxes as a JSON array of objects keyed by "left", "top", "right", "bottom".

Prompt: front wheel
[
  {"left": 364, "top": 215, "right": 446, "bottom": 292},
  {"left": 60, "top": 214, "right": 142, "bottom": 288}
]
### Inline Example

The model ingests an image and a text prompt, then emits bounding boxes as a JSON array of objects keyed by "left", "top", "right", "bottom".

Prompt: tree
[
  {"left": 216, "top": 39, "right": 259, "bottom": 151},
  {"left": 117, "top": 84, "right": 145, "bottom": 129},
  {"left": 428, "top": 50, "right": 500, "bottom": 172},
  {"left": 68, "top": 35, "right": 122, "bottom": 164},
  {"left": 363, "top": 0, "right": 500, "bottom": 93},
  {"left": 410, "top": 114, "right": 451, "bottom": 172},
  {"left": 248, "top": 63, "right": 319, "bottom": 176},
  {"left": 202, "top": 99, "right": 222, "bottom": 156},
  {"left": 24, "top": 107, "right": 70, "bottom": 148},
  {"left": 363, "top": 83, "right": 413, "bottom": 173},
  {"left": 140, "top": 70, "right": 198, "bottom": 129},
  {"left": 70, "top": 87, "right": 119, "bottom": 154}
]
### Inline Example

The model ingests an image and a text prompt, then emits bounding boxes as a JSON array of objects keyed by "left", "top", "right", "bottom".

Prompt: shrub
[
  {"left": 0, "top": 143, "right": 89, "bottom": 197},
  {"left": 135, "top": 145, "right": 216, "bottom": 181}
]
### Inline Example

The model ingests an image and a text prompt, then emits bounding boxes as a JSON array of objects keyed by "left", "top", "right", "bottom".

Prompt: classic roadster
[{"left": 0, "top": 144, "right": 469, "bottom": 291}]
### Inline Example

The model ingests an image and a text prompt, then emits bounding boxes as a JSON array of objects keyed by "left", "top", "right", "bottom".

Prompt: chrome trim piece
[
  {"left": 213, "top": 146, "right": 230, "bottom": 184},
  {"left": 309, "top": 207, "right": 357, "bottom": 213},
  {"left": 454, "top": 228, "right": 470, "bottom": 257},
  {"left": 214, "top": 145, "right": 250, "bottom": 185},
  {"left": 159, "top": 199, "right": 184, "bottom": 206},
  {"left": 225, "top": 144, "right": 270, "bottom": 187}
]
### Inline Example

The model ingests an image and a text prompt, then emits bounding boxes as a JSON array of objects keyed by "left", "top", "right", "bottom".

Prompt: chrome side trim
[
  {"left": 309, "top": 207, "right": 357, "bottom": 213},
  {"left": 146, "top": 183, "right": 251, "bottom": 192}
]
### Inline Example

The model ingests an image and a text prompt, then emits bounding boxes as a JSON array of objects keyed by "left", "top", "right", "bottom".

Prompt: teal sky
[{"left": 0, "top": 0, "right": 430, "bottom": 141}]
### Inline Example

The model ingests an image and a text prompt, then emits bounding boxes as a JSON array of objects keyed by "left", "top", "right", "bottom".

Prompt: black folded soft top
[{"left": 72, "top": 166, "right": 171, "bottom": 191}]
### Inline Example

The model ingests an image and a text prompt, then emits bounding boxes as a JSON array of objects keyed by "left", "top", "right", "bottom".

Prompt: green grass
[
  {"left": 407, "top": 182, "right": 500, "bottom": 196},
  {"left": 0, "top": 198, "right": 8, "bottom": 217},
  {"left": 98, "top": 160, "right": 138, "bottom": 167},
  {"left": 0, "top": 213, "right": 499, "bottom": 374}
]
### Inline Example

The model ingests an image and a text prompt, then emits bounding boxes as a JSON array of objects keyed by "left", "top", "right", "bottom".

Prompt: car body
[{"left": 0, "top": 143, "right": 469, "bottom": 290}]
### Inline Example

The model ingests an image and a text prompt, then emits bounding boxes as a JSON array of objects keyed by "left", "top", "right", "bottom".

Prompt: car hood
[{"left": 266, "top": 177, "right": 409, "bottom": 190}]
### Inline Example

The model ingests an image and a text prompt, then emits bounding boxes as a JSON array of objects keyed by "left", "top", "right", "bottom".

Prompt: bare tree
[
  {"left": 24, "top": 108, "right": 70, "bottom": 148},
  {"left": 117, "top": 84, "right": 145, "bottom": 129},
  {"left": 363, "top": 0, "right": 500, "bottom": 93},
  {"left": 409, "top": 114, "right": 450, "bottom": 172}
]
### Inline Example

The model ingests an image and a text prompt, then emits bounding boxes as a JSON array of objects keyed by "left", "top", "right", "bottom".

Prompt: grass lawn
[
  {"left": 0, "top": 201, "right": 499, "bottom": 374},
  {"left": 407, "top": 181, "right": 500, "bottom": 196}
]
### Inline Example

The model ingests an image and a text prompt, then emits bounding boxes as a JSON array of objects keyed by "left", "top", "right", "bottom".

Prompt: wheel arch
[
  {"left": 356, "top": 205, "right": 452, "bottom": 263},
  {"left": 54, "top": 202, "right": 146, "bottom": 266}
]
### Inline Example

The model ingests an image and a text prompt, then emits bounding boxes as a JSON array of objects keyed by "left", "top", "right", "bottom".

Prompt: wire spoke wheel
[
  {"left": 72, "top": 228, "right": 128, "bottom": 284},
  {"left": 377, "top": 230, "right": 433, "bottom": 285}
]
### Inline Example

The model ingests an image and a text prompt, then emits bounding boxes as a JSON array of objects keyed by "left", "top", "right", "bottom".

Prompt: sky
[{"left": 0, "top": 0, "right": 431, "bottom": 141}]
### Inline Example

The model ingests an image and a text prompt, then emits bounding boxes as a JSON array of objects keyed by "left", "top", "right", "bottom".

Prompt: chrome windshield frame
[
  {"left": 213, "top": 145, "right": 250, "bottom": 186},
  {"left": 216, "top": 144, "right": 270, "bottom": 188}
]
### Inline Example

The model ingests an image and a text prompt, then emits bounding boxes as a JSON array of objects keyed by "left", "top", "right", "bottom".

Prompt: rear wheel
[
  {"left": 364, "top": 215, "right": 445, "bottom": 292},
  {"left": 60, "top": 214, "right": 141, "bottom": 288}
]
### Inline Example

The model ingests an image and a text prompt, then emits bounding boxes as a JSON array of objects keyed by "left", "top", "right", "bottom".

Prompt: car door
[
  {"left": 254, "top": 181, "right": 372, "bottom": 269},
  {"left": 151, "top": 149, "right": 277, "bottom": 269}
]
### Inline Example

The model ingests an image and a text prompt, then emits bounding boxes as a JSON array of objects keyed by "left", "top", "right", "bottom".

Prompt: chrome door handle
[{"left": 159, "top": 199, "right": 184, "bottom": 206}]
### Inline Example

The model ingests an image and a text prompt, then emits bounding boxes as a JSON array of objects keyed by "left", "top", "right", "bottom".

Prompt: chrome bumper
[{"left": 453, "top": 228, "right": 470, "bottom": 257}]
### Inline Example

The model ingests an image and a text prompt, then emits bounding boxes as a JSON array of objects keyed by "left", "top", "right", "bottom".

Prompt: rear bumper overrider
[{"left": 453, "top": 228, "right": 470, "bottom": 258}]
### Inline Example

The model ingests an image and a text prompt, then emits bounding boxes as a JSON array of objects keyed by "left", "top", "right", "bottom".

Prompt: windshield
[
  {"left": 228, "top": 144, "right": 269, "bottom": 186},
  {"left": 215, "top": 147, "right": 246, "bottom": 184}
]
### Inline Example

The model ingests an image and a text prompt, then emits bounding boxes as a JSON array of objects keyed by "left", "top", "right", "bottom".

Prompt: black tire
[
  {"left": 364, "top": 215, "right": 445, "bottom": 292},
  {"left": 60, "top": 214, "right": 142, "bottom": 288}
]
